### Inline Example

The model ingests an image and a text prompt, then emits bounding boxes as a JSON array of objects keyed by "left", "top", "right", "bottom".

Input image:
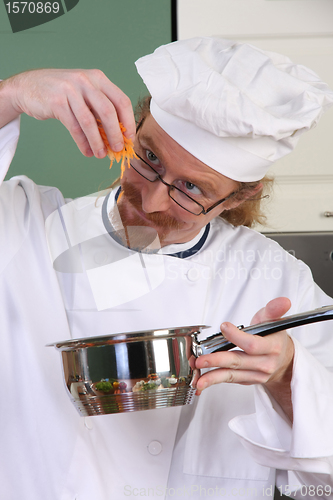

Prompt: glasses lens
[
  {"left": 131, "top": 155, "right": 204, "bottom": 215},
  {"left": 131, "top": 157, "right": 158, "bottom": 181},
  {"left": 170, "top": 189, "right": 203, "bottom": 215}
]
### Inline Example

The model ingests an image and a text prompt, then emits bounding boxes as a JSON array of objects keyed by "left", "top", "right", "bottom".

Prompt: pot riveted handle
[{"left": 193, "top": 305, "right": 333, "bottom": 356}]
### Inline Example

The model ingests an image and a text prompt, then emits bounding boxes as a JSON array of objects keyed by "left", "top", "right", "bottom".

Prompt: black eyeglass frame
[{"left": 130, "top": 153, "right": 237, "bottom": 216}]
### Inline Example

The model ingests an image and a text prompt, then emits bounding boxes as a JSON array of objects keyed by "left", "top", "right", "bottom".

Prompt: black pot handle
[{"left": 193, "top": 305, "right": 333, "bottom": 356}]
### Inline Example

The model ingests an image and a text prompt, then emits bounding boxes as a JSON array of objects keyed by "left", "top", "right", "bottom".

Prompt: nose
[{"left": 141, "top": 180, "right": 172, "bottom": 213}]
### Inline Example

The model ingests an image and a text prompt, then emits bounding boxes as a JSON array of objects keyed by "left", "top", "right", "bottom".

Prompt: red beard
[{"left": 117, "top": 181, "right": 184, "bottom": 247}]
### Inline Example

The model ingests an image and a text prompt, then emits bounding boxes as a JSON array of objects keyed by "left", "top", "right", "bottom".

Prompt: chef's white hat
[{"left": 135, "top": 37, "right": 333, "bottom": 182}]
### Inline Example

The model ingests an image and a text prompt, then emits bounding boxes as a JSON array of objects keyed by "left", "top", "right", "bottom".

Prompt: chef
[{"left": 0, "top": 37, "right": 333, "bottom": 499}]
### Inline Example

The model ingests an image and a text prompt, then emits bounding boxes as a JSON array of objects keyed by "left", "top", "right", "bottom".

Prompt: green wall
[{"left": 1, "top": 0, "right": 172, "bottom": 198}]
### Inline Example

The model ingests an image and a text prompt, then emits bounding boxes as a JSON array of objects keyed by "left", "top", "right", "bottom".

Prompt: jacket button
[
  {"left": 186, "top": 267, "right": 200, "bottom": 282},
  {"left": 147, "top": 440, "right": 162, "bottom": 455}
]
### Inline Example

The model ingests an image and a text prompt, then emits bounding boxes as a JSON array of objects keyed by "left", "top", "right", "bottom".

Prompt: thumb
[{"left": 251, "top": 297, "right": 291, "bottom": 325}]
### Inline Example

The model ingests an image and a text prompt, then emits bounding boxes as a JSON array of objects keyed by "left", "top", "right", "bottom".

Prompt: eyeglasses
[{"left": 130, "top": 153, "right": 237, "bottom": 216}]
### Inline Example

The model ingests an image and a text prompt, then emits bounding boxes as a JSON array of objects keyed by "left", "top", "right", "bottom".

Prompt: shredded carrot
[{"left": 97, "top": 119, "right": 137, "bottom": 178}]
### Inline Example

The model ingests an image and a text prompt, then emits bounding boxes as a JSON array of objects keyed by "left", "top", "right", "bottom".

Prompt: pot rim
[{"left": 46, "top": 324, "right": 209, "bottom": 350}]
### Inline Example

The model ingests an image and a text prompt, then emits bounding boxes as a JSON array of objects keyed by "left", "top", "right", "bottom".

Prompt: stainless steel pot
[{"left": 49, "top": 305, "right": 333, "bottom": 416}]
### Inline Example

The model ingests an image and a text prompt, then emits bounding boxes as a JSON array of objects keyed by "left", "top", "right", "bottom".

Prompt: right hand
[{"left": 0, "top": 68, "right": 136, "bottom": 158}]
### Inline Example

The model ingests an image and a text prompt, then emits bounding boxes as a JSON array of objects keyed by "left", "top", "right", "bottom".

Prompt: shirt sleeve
[
  {"left": 228, "top": 338, "right": 333, "bottom": 495},
  {"left": 0, "top": 117, "right": 20, "bottom": 185},
  {"left": 227, "top": 252, "right": 333, "bottom": 495}
]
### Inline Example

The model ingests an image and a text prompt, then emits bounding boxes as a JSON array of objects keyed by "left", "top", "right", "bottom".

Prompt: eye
[
  {"left": 183, "top": 181, "right": 202, "bottom": 196},
  {"left": 145, "top": 150, "right": 160, "bottom": 166}
]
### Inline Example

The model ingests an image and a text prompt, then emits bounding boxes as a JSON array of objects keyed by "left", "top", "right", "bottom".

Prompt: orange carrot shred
[{"left": 96, "top": 119, "right": 137, "bottom": 178}]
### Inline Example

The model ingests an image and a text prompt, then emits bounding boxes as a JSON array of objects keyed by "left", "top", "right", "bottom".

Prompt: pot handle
[{"left": 193, "top": 305, "right": 333, "bottom": 356}]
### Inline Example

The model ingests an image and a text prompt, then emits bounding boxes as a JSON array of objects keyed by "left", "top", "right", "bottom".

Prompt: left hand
[{"left": 195, "top": 297, "right": 295, "bottom": 394}]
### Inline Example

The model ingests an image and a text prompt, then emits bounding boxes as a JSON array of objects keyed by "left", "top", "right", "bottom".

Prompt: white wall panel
[
  {"left": 177, "top": 0, "right": 333, "bottom": 39},
  {"left": 177, "top": 0, "right": 333, "bottom": 232}
]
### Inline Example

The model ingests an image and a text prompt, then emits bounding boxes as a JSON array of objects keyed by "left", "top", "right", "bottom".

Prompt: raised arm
[{"left": 0, "top": 68, "right": 136, "bottom": 156}]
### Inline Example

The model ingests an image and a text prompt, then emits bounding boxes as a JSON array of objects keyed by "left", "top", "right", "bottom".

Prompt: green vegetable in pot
[{"left": 95, "top": 380, "right": 113, "bottom": 392}]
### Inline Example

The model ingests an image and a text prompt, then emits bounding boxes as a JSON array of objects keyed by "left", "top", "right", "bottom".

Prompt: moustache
[{"left": 120, "top": 181, "right": 184, "bottom": 230}]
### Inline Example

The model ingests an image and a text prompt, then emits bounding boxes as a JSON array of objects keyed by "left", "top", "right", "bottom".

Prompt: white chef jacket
[{"left": 1, "top": 117, "right": 333, "bottom": 500}]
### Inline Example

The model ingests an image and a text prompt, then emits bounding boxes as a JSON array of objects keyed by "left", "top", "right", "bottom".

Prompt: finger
[
  {"left": 195, "top": 348, "right": 286, "bottom": 382},
  {"left": 96, "top": 73, "right": 136, "bottom": 139},
  {"left": 195, "top": 349, "right": 271, "bottom": 372},
  {"left": 196, "top": 367, "right": 269, "bottom": 391},
  {"left": 102, "top": 91, "right": 136, "bottom": 143},
  {"left": 56, "top": 106, "right": 95, "bottom": 157},
  {"left": 89, "top": 90, "right": 132, "bottom": 151},
  {"left": 67, "top": 95, "right": 108, "bottom": 158},
  {"left": 218, "top": 322, "right": 286, "bottom": 356},
  {"left": 251, "top": 297, "right": 291, "bottom": 325}
]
